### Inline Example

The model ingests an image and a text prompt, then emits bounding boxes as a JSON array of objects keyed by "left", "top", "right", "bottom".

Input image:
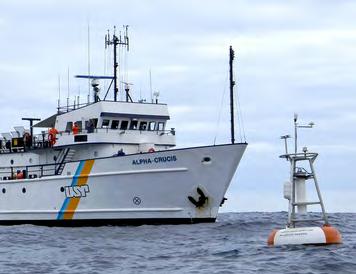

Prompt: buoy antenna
[
  {"left": 294, "top": 113, "right": 314, "bottom": 154},
  {"left": 280, "top": 134, "right": 291, "bottom": 156}
]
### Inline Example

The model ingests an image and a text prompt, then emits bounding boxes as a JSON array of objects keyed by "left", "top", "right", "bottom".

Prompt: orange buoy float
[
  {"left": 268, "top": 226, "right": 342, "bottom": 246},
  {"left": 268, "top": 115, "right": 342, "bottom": 246}
]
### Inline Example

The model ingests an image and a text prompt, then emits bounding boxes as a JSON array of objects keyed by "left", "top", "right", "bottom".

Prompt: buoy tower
[{"left": 268, "top": 114, "right": 342, "bottom": 246}]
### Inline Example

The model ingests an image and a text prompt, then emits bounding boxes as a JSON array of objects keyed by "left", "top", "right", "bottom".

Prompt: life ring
[
  {"left": 148, "top": 148, "right": 155, "bottom": 153},
  {"left": 16, "top": 172, "right": 24, "bottom": 180},
  {"left": 48, "top": 133, "right": 56, "bottom": 145}
]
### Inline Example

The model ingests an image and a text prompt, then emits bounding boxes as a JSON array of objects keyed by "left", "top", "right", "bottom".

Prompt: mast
[
  {"left": 229, "top": 46, "right": 235, "bottom": 144},
  {"left": 105, "top": 26, "right": 129, "bottom": 101},
  {"left": 113, "top": 31, "right": 118, "bottom": 101},
  {"left": 76, "top": 26, "right": 129, "bottom": 103}
]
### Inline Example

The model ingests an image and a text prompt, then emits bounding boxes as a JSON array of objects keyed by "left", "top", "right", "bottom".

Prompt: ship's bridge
[{"left": 35, "top": 100, "right": 176, "bottom": 149}]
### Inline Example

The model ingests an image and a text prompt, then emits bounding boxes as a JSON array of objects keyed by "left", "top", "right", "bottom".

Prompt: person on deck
[
  {"left": 72, "top": 122, "right": 79, "bottom": 135},
  {"left": 48, "top": 127, "right": 59, "bottom": 146}
]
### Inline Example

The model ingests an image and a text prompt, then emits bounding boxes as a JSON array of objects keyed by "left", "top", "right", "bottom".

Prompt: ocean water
[{"left": 0, "top": 212, "right": 354, "bottom": 274}]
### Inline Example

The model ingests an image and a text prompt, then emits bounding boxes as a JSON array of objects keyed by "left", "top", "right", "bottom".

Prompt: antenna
[
  {"left": 67, "top": 66, "right": 70, "bottom": 99},
  {"left": 149, "top": 69, "right": 153, "bottom": 103},
  {"left": 294, "top": 113, "right": 314, "bottom": 154},
  {"left": 87, "top": 22, "right": 91, "bottom": 103},
  {"left": 105, "top": 25, "right": 129, "bottom": 101},
  {"left": 280, "top": 134, "right": 291, "bottom": 156},
  {"left": 78, "top": 85, "right": 81, "bottom": 107},
  {"left": 57, "top": 75, "right": 61, "bottom": 113}
]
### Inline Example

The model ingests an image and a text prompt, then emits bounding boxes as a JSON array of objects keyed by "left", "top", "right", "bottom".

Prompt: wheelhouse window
[
  {"left": 139, "top": 121, "right": 148, "bottom": 131},
  {"left": 130, "top": 120, "right": 138, "bottom": 130},
  {"left": 65, "top": 122, "right": 73, "bottom": 132},
  {"left": 75, "top": 121, "right": 82, "bottom": 131},
  {"left": 91, "top": 118, "right": 98, "bottom": 128},
  {"left": 86, "top": 119, "right": 95, "bottom": 133},
  {"left": 148, "top": 121, "right": 156, "bottom": 131},
  {"left": 157, "top": 122, "right": 165, "bottom": 131},
  {"left": 111, "top": 120, "right": 120, "bottom": 129},
  {"left": 120, "top": 120, "right": 128, "bottom": 130},
  {"left": 102, "top": 119, "right": 110, "bottom": 128}
]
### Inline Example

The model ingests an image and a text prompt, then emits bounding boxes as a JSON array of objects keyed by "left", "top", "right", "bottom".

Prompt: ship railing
[
  {"left": 0, "top": 127, "right": 175, "bottom": 153},
  {"left": 55, "top": 128, "right": 175, "bottom": 136},
  {"left": 0, "top": 162, "right": 61, "bottom": 181},
  {"left": 57, "top": 102, "right": 92, "bottom": 113}
]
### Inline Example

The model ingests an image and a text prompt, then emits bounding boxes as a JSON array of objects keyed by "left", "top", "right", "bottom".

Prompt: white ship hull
[{"left": 0, "top": 143, "right": 246, "bottom": 225}]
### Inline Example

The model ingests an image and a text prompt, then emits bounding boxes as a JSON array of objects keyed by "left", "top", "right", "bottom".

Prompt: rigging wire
[
  {"left": 213, "top": 71, "right": 228, "bottom": 145},
  {"left": 106, "top": 38, "right": 112, "bottom": 99},
  {"left": 234, "top": 69, "right": 246, "bottom": 143},
  {"left": 103, "top": 38, "right": 107, "bottom": 94},
  {"left": 234, "top": 83, "right": 243, "bottom": 143},
  {"left": 118, "top": 39, "right": 123, "bottom": 101},
  {"left": 123, "top": 41, "right": 129, "bottom": 98}
]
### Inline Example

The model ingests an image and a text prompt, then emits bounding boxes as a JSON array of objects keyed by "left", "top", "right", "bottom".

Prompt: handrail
[
  {"left": 55, "top": 148, "right": 70, "bottom": 175},
  {"left": 0, "top": 159, "right": 65, "bottom": 180},
  {"left": 0, "top": 127, "right": 175, "bottom": 154},
  {"left": 55, "top": 128, "right": 175, "bottom": 136}
]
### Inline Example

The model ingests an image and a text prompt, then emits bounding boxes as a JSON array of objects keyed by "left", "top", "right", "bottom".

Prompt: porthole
[
  {"left": 22, "top": 187, "right": 26, "bottom": 193},
  {"left": 60, "top": 187, "right": 64, "bottom": 192},
  {"left": 94, "top": 151, "right": 98, "bottom": 157},
  {"left": 10, "top": 159, "right": 14, "bottom": 165},
  {"left": 29, "top": 158, "right": 33, "bottom": 164},
  {"left": 202, "top": 156, "right": 212, "bottom": 165},
  {"left": 2, "top": 188, "right": 5, "bottom": 194}
]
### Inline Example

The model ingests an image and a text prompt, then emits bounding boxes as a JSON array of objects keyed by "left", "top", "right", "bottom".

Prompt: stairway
[{"left": 55, "top": 148, "right": 76, "bottom": 175}]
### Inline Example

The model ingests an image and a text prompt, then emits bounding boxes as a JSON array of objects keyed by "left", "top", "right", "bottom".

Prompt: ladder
[{"left": 55, "top": 148, "right": 76, "bottom": 175}]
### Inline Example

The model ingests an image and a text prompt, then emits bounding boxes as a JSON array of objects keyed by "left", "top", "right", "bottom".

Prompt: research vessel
[{"left": 0, "top": 27, "right": 247, "bottom": 225}]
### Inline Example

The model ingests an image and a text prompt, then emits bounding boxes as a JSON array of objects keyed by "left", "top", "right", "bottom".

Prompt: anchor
[{"left": 188, "top": 187, "right": 208, "bottom": 208}]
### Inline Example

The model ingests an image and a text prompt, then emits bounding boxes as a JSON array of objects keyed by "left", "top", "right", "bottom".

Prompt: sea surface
[{"left": 0, "top": 212, "right": 354, "bottom": 274}]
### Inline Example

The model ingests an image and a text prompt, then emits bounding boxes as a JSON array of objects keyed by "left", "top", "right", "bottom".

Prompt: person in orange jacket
[
  {"left": 48, "top": 127, "right": 59, "bottom": 146},
  {"left": 72, "top": 122, "right": 79, "bottom": 135}
]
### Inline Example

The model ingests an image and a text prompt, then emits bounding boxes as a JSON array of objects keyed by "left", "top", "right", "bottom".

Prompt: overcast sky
[{"left": 0, "top": 0, "right": 355, "bottom": 212}]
